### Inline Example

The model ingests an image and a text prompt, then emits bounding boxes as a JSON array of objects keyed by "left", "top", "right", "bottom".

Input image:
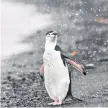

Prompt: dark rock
[
  {"left": 17, "top": 65, "right": 22, "bottom": 68},
  {"left": 28, "top": 52, "right": 34, "bottom": 55},
  {"left": 22, "top": 77, "right": 26, "bottom": 81},
  {"left": 12, "top": 63, "right": 16, "bottom": 67},
  {"left": 7, "top": 76, "right": 12, "bottom": 81}
]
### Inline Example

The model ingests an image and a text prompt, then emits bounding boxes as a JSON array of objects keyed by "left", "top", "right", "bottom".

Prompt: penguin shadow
[{"left": 61, "top": 97, "right": 87, "bottom": 107}]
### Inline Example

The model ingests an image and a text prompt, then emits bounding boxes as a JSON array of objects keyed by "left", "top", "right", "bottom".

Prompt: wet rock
[
  {"left": 28, "top": 51, "right": 34, "bottom": 55},
  {"left": 22, "top": 77, "right": 26, "bottom": 81},
  {"left": 7, "top": 76, "right": 12, "bottom": 81},
  {"left": 17, "top": 65, "right": 22, "bottom": 68},
  {"left": 8, "top": 71, "right": 12, "bottom": 74},
  {"left": 12, "top": 63, "right": 17, "bottom": 67}
]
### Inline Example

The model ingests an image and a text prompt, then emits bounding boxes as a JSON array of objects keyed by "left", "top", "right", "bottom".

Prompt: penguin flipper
[
  {"left": 55, "top": 44, "right": 62, "bottom": 51},
  {"left": 39, "top": 64, "right": 44, "bottom": 81},
  {"left": 55, "top": 45, "right": 71, "bottom": 66}
]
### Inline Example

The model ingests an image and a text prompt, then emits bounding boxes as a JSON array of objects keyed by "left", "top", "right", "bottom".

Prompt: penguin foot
[
  {"left": 48, "top": 100, "right": 62, "bottom": 106},
  {"left": 71, "top": 96, "right": 82, "bottom": 102}
]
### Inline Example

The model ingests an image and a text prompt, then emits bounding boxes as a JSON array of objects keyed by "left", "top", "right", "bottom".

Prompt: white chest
[
  {"left": 43, "top": 50, "right": 70, "bottom": 100},
  {"left": 43, "top": 50, "right": 69, "bottom": 79},
  {"left": 43, "top": 50, "right": 61, "bottom": 67}
]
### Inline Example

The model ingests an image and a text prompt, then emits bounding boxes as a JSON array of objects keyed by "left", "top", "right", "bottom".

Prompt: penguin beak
[
  {"left": 67, "top": 60, "right": 86, "bottom": 75},
  {"left": 52, "top": 31, "right": 57, "bottom": 36}
]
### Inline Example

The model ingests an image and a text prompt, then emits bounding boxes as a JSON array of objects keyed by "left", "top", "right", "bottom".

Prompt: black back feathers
[{"left": 55, "top": 45, "right": 67, "bottom": 66}]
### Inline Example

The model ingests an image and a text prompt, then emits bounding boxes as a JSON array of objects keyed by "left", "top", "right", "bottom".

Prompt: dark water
[{"left": 1, "top": 0, "right": 108, "bottom": 107}]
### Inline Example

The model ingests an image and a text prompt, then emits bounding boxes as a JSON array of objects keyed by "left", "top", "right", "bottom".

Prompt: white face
[
  {"left": 46, "top": 33, "right": 56, "bottom": 38},
  {"left": 46, "top": 31, "right": 57, "bottom": 43}
]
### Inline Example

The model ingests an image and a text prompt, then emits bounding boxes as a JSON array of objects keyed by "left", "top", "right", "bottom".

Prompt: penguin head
[{"left": 46, "top": 31, "right": 57, "bottom": 43}]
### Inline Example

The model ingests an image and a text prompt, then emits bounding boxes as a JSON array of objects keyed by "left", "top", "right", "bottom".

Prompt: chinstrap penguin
[{"left": 42, "top": 31, "right": 86, "bottom": 105}]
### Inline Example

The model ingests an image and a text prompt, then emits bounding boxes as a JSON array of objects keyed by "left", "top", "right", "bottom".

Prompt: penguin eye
[
  {"left": 48, "top": 33, "right": 55, "bottom": 38},
  {"left": 53, "top": 32, "right": 57, "bottom": 35},
  {"left": 47, "top": 33, "right": 51, "bottom": 37},
  {"left": 46, "top": 32, "right": 56, "bottom": 38}
]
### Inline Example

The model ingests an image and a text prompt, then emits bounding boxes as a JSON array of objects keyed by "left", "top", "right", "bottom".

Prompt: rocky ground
[{"left": 1, "top": 0, "right": 108, "bottom": 107}]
